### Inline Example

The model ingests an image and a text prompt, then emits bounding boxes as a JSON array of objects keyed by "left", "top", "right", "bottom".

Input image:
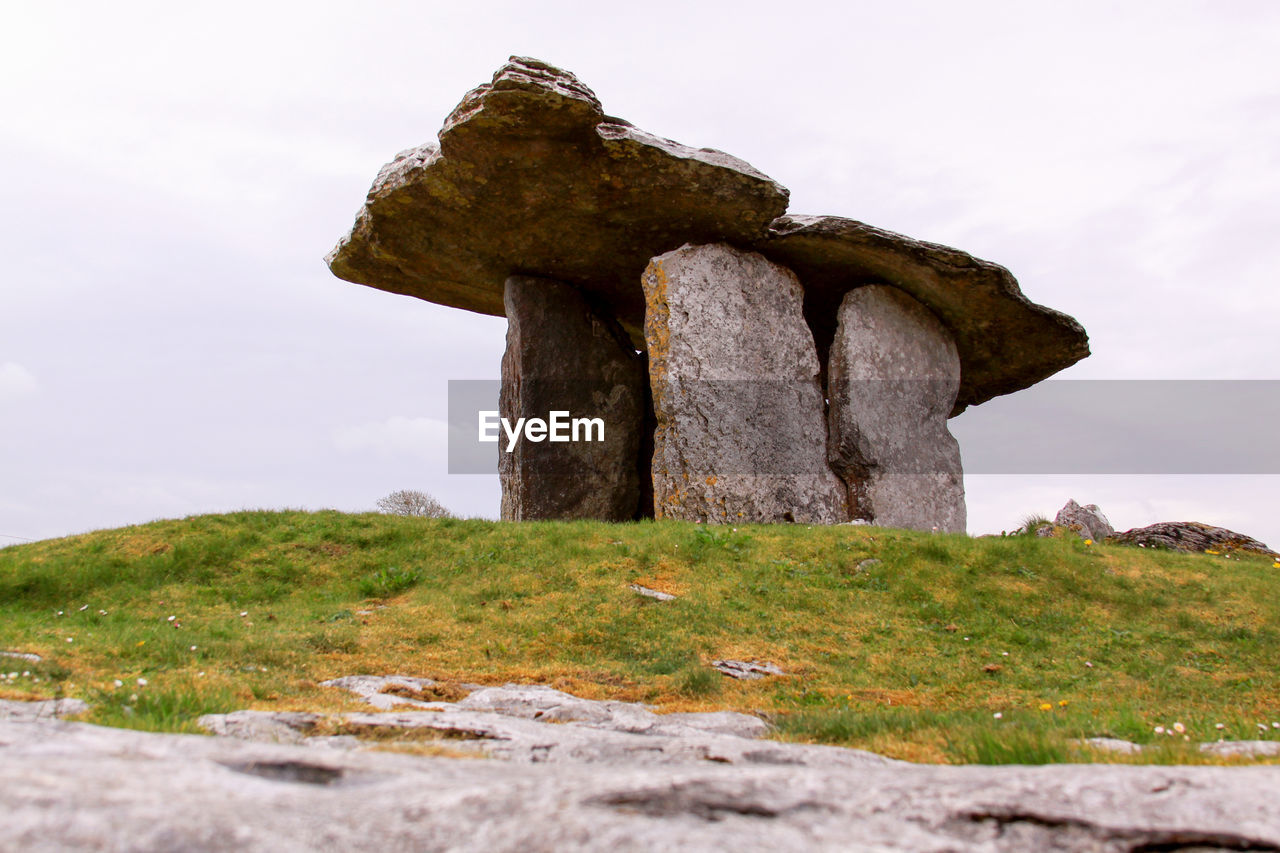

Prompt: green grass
[{"left": 1, "top": 510, "right": 1277, "bottom": 763}]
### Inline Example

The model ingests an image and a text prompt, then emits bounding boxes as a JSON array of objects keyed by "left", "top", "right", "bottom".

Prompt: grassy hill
[{"left": 2, "top": 510, "right": 1278, "bottom": 764}]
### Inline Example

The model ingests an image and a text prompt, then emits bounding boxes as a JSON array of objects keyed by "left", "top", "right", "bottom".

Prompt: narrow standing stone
[
  {"left": 500, "top": 276, "right": 647, "bottom": 521},
  {"left": 827, "top": 285, "right": 966, "bottom": 532},
  {"left": 642, "top": 244, "right": 847, "bottom": 523}
]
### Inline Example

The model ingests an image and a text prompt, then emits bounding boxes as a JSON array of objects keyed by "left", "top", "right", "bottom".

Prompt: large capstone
[
  {"left": 499, "top": 276, "right": 648, "bottom": 521},
  {"left": 643, "top": 244, "right": 846, "bottom": 524},
  {"left": 326, "top": 57, "right": 788, "bottom": 349},
  {"left": 828, "top": 285, "right": 966, "bottom": 533}
]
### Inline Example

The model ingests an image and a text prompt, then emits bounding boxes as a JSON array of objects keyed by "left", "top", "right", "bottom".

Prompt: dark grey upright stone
[{"left": 499, "top": 276, "right": 647, "bottom": 521}]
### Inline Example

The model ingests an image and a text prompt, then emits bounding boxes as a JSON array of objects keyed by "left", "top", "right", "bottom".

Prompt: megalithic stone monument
[{"left": 326, "top": 56, "right": 1090, "bottom": 529}]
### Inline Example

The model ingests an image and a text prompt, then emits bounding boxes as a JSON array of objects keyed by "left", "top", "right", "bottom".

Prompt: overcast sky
[{"left": 2, "top": 1, "right": 1277, "bottom": 548}]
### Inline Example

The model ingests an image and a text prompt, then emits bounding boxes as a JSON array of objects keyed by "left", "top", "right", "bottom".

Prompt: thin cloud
[{"left": 0, "top": 363, "right": 38, "bottom": 401}]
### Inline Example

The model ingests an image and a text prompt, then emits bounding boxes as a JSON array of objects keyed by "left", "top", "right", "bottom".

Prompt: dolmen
[{"left": 327, "top": 57, "right": 1089, "bottom": 531}]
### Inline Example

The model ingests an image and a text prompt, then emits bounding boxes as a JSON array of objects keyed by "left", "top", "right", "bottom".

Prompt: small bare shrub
[{"left": 375, "top": 489, "right": 452, "bottom": 519}]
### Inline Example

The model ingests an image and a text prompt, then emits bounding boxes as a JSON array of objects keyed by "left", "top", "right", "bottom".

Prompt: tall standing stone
[
  {"left": 500, "top": 276, "right": 647, "bottom": 521},
  {"left": 642, "top": 244, "right": 847, "bottom": 524},
  {"left": 827, "top": 285, "right": 966, "bottom": 532}
]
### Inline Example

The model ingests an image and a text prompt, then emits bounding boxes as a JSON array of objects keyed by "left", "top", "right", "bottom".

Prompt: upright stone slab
[
  {"left": 643, "top": 244, "right": 846, "bottom": 524},
  {"left": 500, "top": 276, "right": 647, "bottom": 521},
  {"left": 827, "top": 285, "right": 966, "bottom": 532}
]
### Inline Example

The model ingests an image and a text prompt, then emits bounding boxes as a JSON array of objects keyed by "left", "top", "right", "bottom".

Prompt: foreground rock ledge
[{"left": 5, "top": 716, "right": 1280, "bottom": 852}]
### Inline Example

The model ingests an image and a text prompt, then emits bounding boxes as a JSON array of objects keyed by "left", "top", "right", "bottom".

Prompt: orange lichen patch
[
  {"left": 290, "top": 542, "right": 351, "bottom": 558},
  {"left": 379, "top": 682, "right": 470, "bottom": 703},
  {"left": 115, "top": 534, "right": 172, "bottom": 558},
  {"left": 632, "top": 573, "right": 687, "bottom": 597}
]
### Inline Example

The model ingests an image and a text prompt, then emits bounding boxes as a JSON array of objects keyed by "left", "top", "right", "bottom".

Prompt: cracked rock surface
[{"left": 5, "top": 709, "right": 1280, "bottom": 851}]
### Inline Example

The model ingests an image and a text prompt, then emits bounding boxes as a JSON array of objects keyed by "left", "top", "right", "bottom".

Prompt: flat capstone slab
[
  {"left": 326, "top": 56, "right": 788, "bottom": 348},
  {"left": 327, "top": 56, "right": 1090, "bottom": 412}
]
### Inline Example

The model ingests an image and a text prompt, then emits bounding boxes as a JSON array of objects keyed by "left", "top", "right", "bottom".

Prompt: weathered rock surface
[
  {"left": 326, "top": 57, "right": 788, "bottom": 348},
  {"left": 827, "top": 285, "right": 966, "bottom": 532},
  {"left": 7, "top": 714, "right": 1280, "bottom": 851},
  {"left": 710, "top": 660, "right": 786, "bottom": 680},
  {"left": 321, "top": 674, "right": 472, "bottom": 710},
  {"left": 0, "top": 650, "right": 42, "bottom": 663},
  {"left": 499, "top": 275, "right": 648, "bottom": 521},
  {"left": 755, "top": 215, "right": 1090, "bottom": 414},
  {"left": 0, "top": 697, "right": 88, "bottom": 721},
  {"left": 197, "top": 710, "right": 324, "bottom": 745},
  {"left": 643, "top": 243, "right": 847, "bottom": 523},
  {"left": 629, "top": 583, "right": 676, "bottom": 601},
  {"left": 1055, "top": 498, "right": 1115, "bottom": 542},
  {"left": 1201, "top": 740, "right": 1280, "bottom": 758},
  {"left": 1110, "top": 521, "right": 1275, "bottom": 555}
]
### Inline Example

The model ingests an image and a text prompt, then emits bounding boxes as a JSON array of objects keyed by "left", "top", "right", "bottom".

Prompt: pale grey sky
[{"left": 2, "top": 1, "right": 1278, "bottom": 546}]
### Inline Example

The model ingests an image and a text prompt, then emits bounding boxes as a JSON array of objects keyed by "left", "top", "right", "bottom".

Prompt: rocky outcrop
[
  {"left": 1054, "top": 499, "right": 1114, "bottom": 542},
  {"left": 643, "top": 244, "right": 847, "bottom": 523},
  {"left": 827, "top": 285, "right": 965, "bottom": 532},
  {"left": 1110, "top": 521, "right": 1275, "bottom": 555},
  {"left": 326, "top": 57, "right": 788, "bottom": 349},
  {"left": 6, "top": 711, "right": 1280, "bottom": 851},
  {"left": 499, "top": 275, "right": 648, "bottom": 521}
]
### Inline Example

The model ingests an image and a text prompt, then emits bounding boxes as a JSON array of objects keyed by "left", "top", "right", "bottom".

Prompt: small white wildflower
[
  {"left": 1258, "top": 723, "right": 1269, "bottom": 731},
  {"left": 240, "top": 612, "right": 248, "bottom": 617},
  {"left": 993, "top": 712, "right": 1003, "bottom": 719},
  {"left": 65, "top": 637, "right": 73, "bottom": 643},
  {"left": 167, "top": 615, "right": 176, "bottom": 622},
  {"left": 197, "top": 671, "right": 205, "bottom": 677},
  {"left": 963, "top": 636, "right": 970, "bottom": 641},
  {"left": 113, "top": 680, "right": 123, "bottom": 688},
  {"left": 22, "top": 671, "right": 29, "bottom": 677},
  {"left": 1001, "top": 652, "right": 1009, "bottom": 657},
  {"left": 56, "top": 611, "right": 63, "bottom": 616},
  {"left": 136, "top": 678, "right": 148, "bottom": 686},
  {"left": 1272, "top": 722, "right": 1280, "bottom": 730},
  {"left": 79, "top": 604, "right": 88, "bottom": 611},
  {"left": 1216, "top": 723, "right": 1226, "bottom": 730},
  {"left": 5, "top": 672, "right": 15, "bottom": 679},
  {"left": 98, "top": 610, "right": 107, "bottom": 615},
  {"left": 128, "top": 693, "right": 137, "bottom": 702},
  {"left": 1173, "top": 722, "right": 1185, "bottom": 734},
  {"left": 190, "top": 645, "right": 198, "bottom": 651},
  {"left": 1154, "top": 726, "right": 1165, "bottom": 734},
  {"left": 1085, "top": 661, "right": 1094, "bottom": 667}
]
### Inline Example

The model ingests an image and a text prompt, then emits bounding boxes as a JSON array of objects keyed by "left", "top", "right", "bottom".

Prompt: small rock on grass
[
  {"left": 628, "top": 584, "right": 676, "bottom": 601},
  {"left": 0, "top": 698, "right": 88, "bottom": 721},
  {"left": 710, "top": 660, "right": 785, "bottom": 680},
  {"left": 0, "top": 651, "right": 42, "bottom": 663}
]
